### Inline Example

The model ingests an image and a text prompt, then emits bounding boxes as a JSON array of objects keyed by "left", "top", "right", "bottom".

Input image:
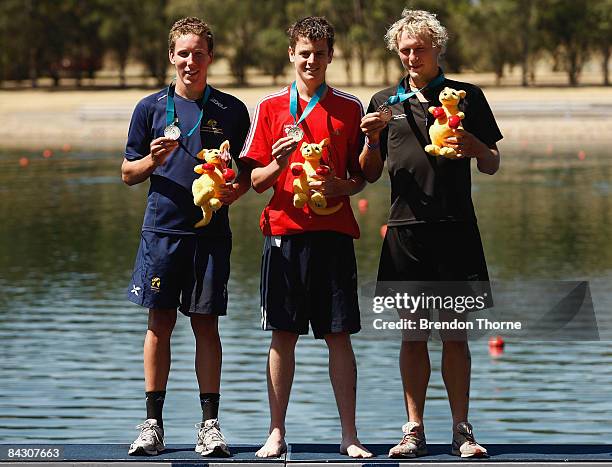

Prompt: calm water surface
[{"left": 1, "top": 142, "right": 611, "bottom": 445}]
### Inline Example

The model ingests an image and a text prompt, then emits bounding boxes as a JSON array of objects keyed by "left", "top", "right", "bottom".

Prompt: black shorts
[
  {"left": 260, "top": 231, "right": 361, "bottom": 339},
  {"left": 378, "top": 222, "right": 490, "bottom": 282},
  {"left": 377, "top": 222, "right": 492, "bottom": 309},
  {"left": 127, "top": 231, "right": 231, "bottom": 316}
]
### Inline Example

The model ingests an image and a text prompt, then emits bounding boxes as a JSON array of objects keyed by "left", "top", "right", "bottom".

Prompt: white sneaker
[
  {"left": 388, "top": 421, "right": 428, "bottom": 458},
  {"left": 451, "top": 421, "right": 488, "bottom": 458},
  {"left": 128, "top": 418, "right": 165, "bottom": 456},
  {"left": 195, "top": 419, "right": 231, "bottom": 457}
]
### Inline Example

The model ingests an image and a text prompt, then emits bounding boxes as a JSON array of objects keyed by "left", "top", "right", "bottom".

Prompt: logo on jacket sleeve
[{"left": 151, "top": 277, "right": 161, "bottom": 292}]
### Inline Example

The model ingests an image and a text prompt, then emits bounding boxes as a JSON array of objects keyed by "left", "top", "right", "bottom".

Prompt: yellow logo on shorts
[{"left": 151, "top": 277, "right": 161, "bottom": 291}]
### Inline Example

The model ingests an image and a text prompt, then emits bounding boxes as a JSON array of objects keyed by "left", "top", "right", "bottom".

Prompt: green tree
[
  {"left": 514, "top": 0, "right": 539, "bottom": 87},
  {"left": 63, "top": 0, "right": 105, "bottom": 86},
  {"left": 590, "top": 0, "right": 612, "bottom": 85},
  {"left": 312, "top": 0, "right": 357, "bottom": 86},
  {"left": 99, "top": 0, "right": 139, "bottom": 87},
  {"left": 348, "top": 23, "right": 369, "bottom": 86},
  {"left": 0, "top": 0, "right": 31, "bottom": 84},
  {"left": 256, "top": 28, "right": 289, "bottom": 85},
  {"left": 538, "top": 0, "right": 598, "bottom": 86},
  {"left": 36, "top": 1, "right": 73, "bottom": 86},
  {"left": 466, "top": 0, "right": 522, "bottom": 85},
  {"left": 131, "top": 0, "right": 171, "bottom": 87},
  {"left": 365, "top": 0, "right": 405, "bottom": 86}
]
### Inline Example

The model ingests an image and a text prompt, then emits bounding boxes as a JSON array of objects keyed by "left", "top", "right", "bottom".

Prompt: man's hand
[
  {"left": 444, "top": 129, "right": 489, "bottom": 159},
  {"left": 217, "top": 183, "right": 238, "bottom": 205},
  {"left": 445, "top": 129, "right": 500, "bottom": 175},
  {"left": 251, "top": 136, "right": 299, "bottom": 193},
  {"left": 308, "top": 167, "right": 349, "bottom": 198},
  {"left": 271, "top": 136, "right": 299, "bottom": 166},
  {"left": 150, "top": 137, "right": 179, "bottom": 166},
  {"left": 360, "top": 111, "right": 389, "bottom": 141}
]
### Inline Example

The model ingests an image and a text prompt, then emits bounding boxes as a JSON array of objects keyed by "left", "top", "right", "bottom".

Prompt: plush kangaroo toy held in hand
[{"left": 192, "top": 140, "right": 236, "bottom": 227}]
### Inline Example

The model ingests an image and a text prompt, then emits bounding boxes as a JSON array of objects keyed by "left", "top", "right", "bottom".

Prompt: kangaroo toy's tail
[
  {"left": 308, "top": 200, "right": 343, "bottom": 216},
  {"left": 194, "top": 207, "right": 213, "bottom": 228}
]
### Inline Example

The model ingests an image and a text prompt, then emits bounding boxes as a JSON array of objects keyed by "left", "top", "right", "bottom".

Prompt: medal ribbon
[
  {"left": 165, "top": 84, "right": 211, "bottom": 137},
  {"left": 289, "top": 81, "right": 327, "bottom": 127},
  {"left": 386, "top": 72, "right": 445, "bottom": 106}
]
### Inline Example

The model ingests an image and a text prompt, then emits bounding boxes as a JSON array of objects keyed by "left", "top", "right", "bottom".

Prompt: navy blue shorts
[
  {"left": 127, "top": 231, "right": 231, "bottom": 316},
  {"left": 260, "top": 231, "right": 361, "bottom": 339}
]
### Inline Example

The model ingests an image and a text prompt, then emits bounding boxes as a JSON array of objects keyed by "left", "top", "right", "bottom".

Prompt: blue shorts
[
  {"left": 260, "top": 231, "right": 361, "bottom": 339},
  {"left": 127, "top": 231, "right": 231, "bottom": 316}
]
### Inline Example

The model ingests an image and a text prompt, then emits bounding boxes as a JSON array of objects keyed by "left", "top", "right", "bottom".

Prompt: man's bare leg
[
  {"left": 144, "top": 308, "right": 177, "bottom": 391},
  {"left": 399, "top": 340, "right": 430, "bottom": 424},
  {"left": 191, "top": 315, "right": 221, "bottom": 393},
  {"left": 325, "top": 332, "right": 372, "bottom": 458},
  {"left": 256, "top": 330, "right": 299, "bottom": 458},
  {"left": 441, "top": 340, "right": 470, "bottom": 426}
]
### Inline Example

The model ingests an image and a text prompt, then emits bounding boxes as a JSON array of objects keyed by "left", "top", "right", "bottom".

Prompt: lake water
[{"left": 1, "top": 142, "right": 611, "bottom": 446}]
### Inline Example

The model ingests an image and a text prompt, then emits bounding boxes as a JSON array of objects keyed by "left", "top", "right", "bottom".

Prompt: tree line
[{"left": 0, "top": 0, "right": 610, "bottom": 88}]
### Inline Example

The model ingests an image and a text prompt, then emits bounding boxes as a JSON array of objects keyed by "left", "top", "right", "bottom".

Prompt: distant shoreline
[{"left": 2, "top": 85, "right": 611, "bottom": 151}]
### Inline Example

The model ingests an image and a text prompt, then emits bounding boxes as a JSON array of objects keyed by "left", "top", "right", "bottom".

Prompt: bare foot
[
  {"left": 256, "top": 431, "right": 287, "bottom": 458},
  {"left": 340, "top": 437, "right": 373, "bottom": 458}
]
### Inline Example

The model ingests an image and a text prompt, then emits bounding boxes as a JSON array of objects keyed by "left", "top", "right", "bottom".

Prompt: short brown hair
[
  {"left": 287, "top": 16, "right": 334, "bottom": 51},
  {"left": 168, "top": 17, "right": 214, "bottom": 53}
]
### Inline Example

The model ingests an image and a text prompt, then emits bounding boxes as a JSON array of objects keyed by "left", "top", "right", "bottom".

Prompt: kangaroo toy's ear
[
  {"left": 196, "top": 149, "right": 206, "bottom": 160},
  {"left": 458, "top": 90, "right": 466, "bottom": 99},
  {"left": 220, "top": 140, "right": 230, "bottom": 152},
  {"left": 320, "top": 138, "right": 330, "bottom": 147}
]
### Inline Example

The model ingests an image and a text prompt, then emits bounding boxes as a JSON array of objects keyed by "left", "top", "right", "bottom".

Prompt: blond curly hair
[{"left": 385, "top": 9, "right": 448, "bottom": 53}]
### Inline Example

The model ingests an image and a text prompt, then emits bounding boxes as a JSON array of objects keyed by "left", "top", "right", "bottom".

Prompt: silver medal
[
  {"left": 377, "top": 104, "right": 392, "bottom": 122},
  {"left": 164, "top": 124, "right": 181, "bottom": 140},
  {"left": 286, "top": 125, "right": 304, "bottom": 142}
]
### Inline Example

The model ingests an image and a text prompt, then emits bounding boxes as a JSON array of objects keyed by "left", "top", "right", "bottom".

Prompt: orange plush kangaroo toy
[
  {"left": 425, "top": 87, "right": 466, "bottom": 159},
  {"left": 192, "top": 140, "right": 236, "bottom": 228},
  {"left": 290, "top": 138, "right": 343, "bottom": 216}
]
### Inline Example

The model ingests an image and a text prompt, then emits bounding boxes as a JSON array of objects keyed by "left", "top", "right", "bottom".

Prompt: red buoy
[
  {"left": 546, "top": 143, "right": 553, "bottom": 156},
  {"left": 358, "top": 199, "right": 368, "bottom": 213},
  {"left": 42, "top": 149, "right": 53, "bottom": 159},
  {"left": 488, "top": 335, "right": 505, "bottom": 348},
  {"left": 488, "top": 335, "right": 505, "bottom": 357},
  {"left": 19, "top": 157, "right": 29, "bottom": 167}
]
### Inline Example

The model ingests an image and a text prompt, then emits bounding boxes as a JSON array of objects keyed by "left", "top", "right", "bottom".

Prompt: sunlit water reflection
[{"left": 1, "top": 141, "right": 611, "bottom": 444}]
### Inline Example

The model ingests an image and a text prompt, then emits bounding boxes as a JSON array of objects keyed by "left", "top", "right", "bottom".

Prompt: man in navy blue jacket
[{"left": 121, "top": 16, "right": 251, "bottom": 458}]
